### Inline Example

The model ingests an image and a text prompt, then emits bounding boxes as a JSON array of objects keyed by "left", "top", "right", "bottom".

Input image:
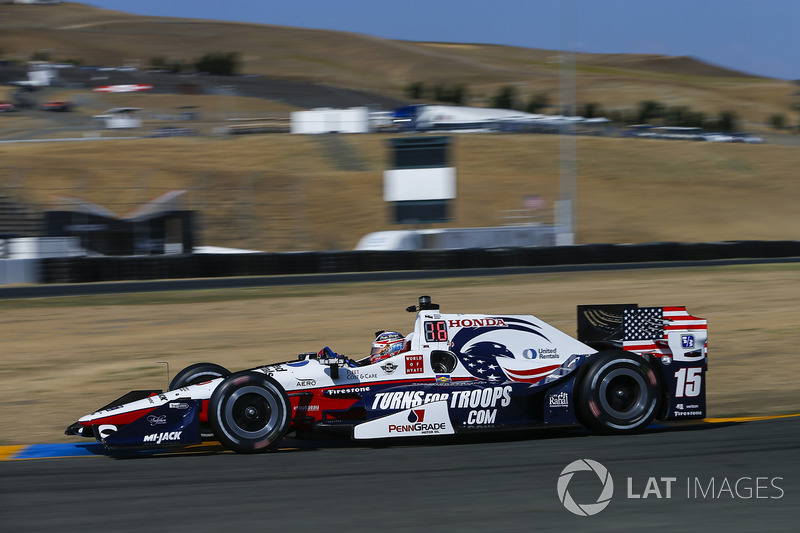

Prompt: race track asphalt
[{"left": 1, "top": 416, "right": 797, "bottom": 532}]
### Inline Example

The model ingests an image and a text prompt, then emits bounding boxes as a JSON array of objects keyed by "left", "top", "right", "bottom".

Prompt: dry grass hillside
[
  {"left": 1, "top": 3, "right": 799, "bottom": 251},
  {"left": 0, "top": 2, "right": 797, "bottom": 129},
  {"left": 1, "top": 134, "right": 799, "bottom": 250}
]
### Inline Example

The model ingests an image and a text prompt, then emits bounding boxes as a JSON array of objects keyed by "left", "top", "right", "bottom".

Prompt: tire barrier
[{"left": 38, "top": 240, "right": 800, "bottom": 284}]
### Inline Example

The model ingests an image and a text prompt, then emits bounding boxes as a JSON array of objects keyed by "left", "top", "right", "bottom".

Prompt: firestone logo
[{"left": 557, "top": 459, "right": 614, "bottom": 516}]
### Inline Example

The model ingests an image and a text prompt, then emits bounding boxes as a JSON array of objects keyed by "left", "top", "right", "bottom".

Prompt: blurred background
[{"left": 1, "top": 1, "right": 798, "bottom": 275}]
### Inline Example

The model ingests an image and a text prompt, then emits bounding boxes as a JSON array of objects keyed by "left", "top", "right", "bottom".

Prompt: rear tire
[
  {"left": 575, "top": 351, "right": 659, "bottom": 435},
  {"left": 209, "top": 371, "right": 291, "bottom": 453}
]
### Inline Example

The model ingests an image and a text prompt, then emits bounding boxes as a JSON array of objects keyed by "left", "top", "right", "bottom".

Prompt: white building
[
  {"left": 291, "top": 107, "right": 370, "bottom": 134},
  {"left": 94, "top": 108, "right": 142, "bottom": 129}
]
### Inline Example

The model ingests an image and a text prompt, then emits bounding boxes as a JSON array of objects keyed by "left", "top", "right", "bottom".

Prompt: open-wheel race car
[{"left": 66, "top": 296, "right": 708, "bottom": 453}]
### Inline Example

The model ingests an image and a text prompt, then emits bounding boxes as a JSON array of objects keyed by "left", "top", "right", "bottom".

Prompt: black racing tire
[
  {"left": 208, "top": 371, "right": 291, "bottom": 454},
  {"left": 575, "top": 350, "right": 660, "bottom": 435},
  {"left": 169, "top": 362, "right": 231, "bottom": 391},
  {"left": 169, "top": 363, "right": 231, "bottom": 439}
]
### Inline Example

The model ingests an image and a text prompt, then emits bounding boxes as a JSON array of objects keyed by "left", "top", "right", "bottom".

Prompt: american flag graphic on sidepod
[{"left": 459, "top": 352, "right": 563, "bottom": 384}]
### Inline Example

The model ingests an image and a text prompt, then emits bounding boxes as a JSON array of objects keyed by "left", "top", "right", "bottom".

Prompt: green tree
[
  {"left": 716, "top": 110, "right": 738, "bottom": 132},
  {"left": 405, "top": 81, "right": 425, "bottom": 100},
  {"left": 526, "top": 93, "right": 549, "bottom": 114},
  {"left": 580, "top": 101, "right": 604, "bottom": 119},
  {"left": 491, "top": 85, "right": 517, "bottom": 110},
  {"left": 30, "top": 50, "right": 51, "bottom": 62},
  {"left": 195, "top": 52, "right": 240, "bottom": 76},
  {"left": 450, "top": 84, "right": 467, "bottom": 105},
  {"left": 636, "top": 100, "right": 664, "bottom": 124},
  {"left": 768, "top": 113, "right": 787, "bottom": 130}
]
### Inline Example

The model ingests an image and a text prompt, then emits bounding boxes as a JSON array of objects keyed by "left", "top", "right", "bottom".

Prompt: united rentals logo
[{"left": 557, "top": 459, "right": 614, "bottom": 516}]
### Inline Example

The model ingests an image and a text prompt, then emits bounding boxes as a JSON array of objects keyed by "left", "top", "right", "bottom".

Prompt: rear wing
[
  {"left": 578, "top": 304, "right": 709, "bottom": 421},
  {"left": 577, "top": 304, "right": 707, "bottom": 361}
]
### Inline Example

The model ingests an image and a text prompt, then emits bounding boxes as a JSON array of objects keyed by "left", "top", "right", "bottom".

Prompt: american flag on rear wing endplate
[{"left": 623, "top": 306, "right": 706, "bottom": 354}]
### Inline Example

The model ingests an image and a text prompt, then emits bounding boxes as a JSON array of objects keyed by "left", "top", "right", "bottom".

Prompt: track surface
[{"left": 1, "top": 417, "right": 797, "bottom": 532}]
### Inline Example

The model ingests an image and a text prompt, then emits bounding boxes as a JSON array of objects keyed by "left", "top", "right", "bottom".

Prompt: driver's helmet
[{"left": 369, "top": 330, "right": 407, "bottom": 364}]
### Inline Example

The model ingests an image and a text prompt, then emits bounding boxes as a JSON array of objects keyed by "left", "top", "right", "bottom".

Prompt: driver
[{"left": 368, "top": 330, "right": 409, "bottom": 364}]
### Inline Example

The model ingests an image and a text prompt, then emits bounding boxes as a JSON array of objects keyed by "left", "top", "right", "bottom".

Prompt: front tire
[
  {"left": 169, "top": 362, "right": 230, "bottom": 390},
  {"left": 575, "top": 351, "right": 659, "bottom": 435},
  {"left": 209, "top": 371, "right": 291, "bottom": 453}
]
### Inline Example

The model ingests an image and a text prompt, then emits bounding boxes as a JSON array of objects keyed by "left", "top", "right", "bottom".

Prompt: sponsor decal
[
  {"left": 353, "top": 401, "right": 455, "bottom": 439},
  {"left": 344, "top": 369, "right": 378, "bottom": 380},
  {"left": 405, "top": 354, "right": 424, "bottom": 374},
  {"left": 293, "top": 405, "right": 320, "bottom": 412},
  {"left": 146, "top": 414, "right": 167, "bottom": 426},
  {"left": 295, "top": 379, "right": 317, "bottom": 387},
  {"left": 169, "top": 402, "right": 190, "bottom": 410},
  {"left": 435, "top": 374, "right": 451, "bottom": 383},
  {"left": 388, "top": 408, "right": 446, "bottom": 434},
  {"left": 449, "top": 386, "right": 512, "bottom": 409},
  {"left": 466, "top": 409, "right": 497, "bottom": 425},
  {"left": 324, "top": 386, "right": 371, "bottom": 397},
  {"left": 370, "top": 386, "right": 512, "bottom": 411},
  {"left": 681, "top": 334, "right": 695, "bottom": 349},
  {"left": 448, "top": 318, "right": 508, "bottom": 328},
  {"left": 143, "top": 431, "right": 182, "bottom": 445},
  {"left": 549, "top": 391, "right": 569, "bottom": 408},
  {"left": 538, "top": 348, "right": 559, "bottom": 359},
  {"left": 381, "top": 362, "right": 398, "bottom": 374},
  {"left": 523, "top": 349, "right": 538, "bottom": 359}
]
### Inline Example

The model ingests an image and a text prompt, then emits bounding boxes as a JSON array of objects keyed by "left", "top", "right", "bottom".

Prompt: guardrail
[{"left": 37, "top": 240, "right": 800, "bottom": 284}]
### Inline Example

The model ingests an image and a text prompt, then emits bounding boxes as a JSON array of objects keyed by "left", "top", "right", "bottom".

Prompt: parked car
[{"left": 40, "top": 100, "right": 72, "bottom": 112}]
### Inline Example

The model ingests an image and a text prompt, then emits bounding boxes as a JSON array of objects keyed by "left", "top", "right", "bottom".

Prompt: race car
[{"left": 65, "top": 296, "right": 708, "bottom": 453}]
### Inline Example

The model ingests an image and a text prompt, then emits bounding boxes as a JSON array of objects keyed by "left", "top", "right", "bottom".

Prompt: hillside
[
  {"left": 0, "top": 3, "right": 798, "bottom": 252},
  {"left": 1, "top": 134, "right": 798, "bottom": 251},
  {"left": 0, "top": 2, "right": 796, "bottom": 129}
]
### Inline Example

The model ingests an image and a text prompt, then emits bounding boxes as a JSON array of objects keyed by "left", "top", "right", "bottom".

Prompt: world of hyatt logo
[{"left": 558, "top": 459, "right": 784, "bottom": 516}]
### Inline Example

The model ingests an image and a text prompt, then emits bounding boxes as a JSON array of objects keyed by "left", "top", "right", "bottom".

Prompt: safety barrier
[{"left": 37, "top": 240, "right": 800, "bottom": 284}]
